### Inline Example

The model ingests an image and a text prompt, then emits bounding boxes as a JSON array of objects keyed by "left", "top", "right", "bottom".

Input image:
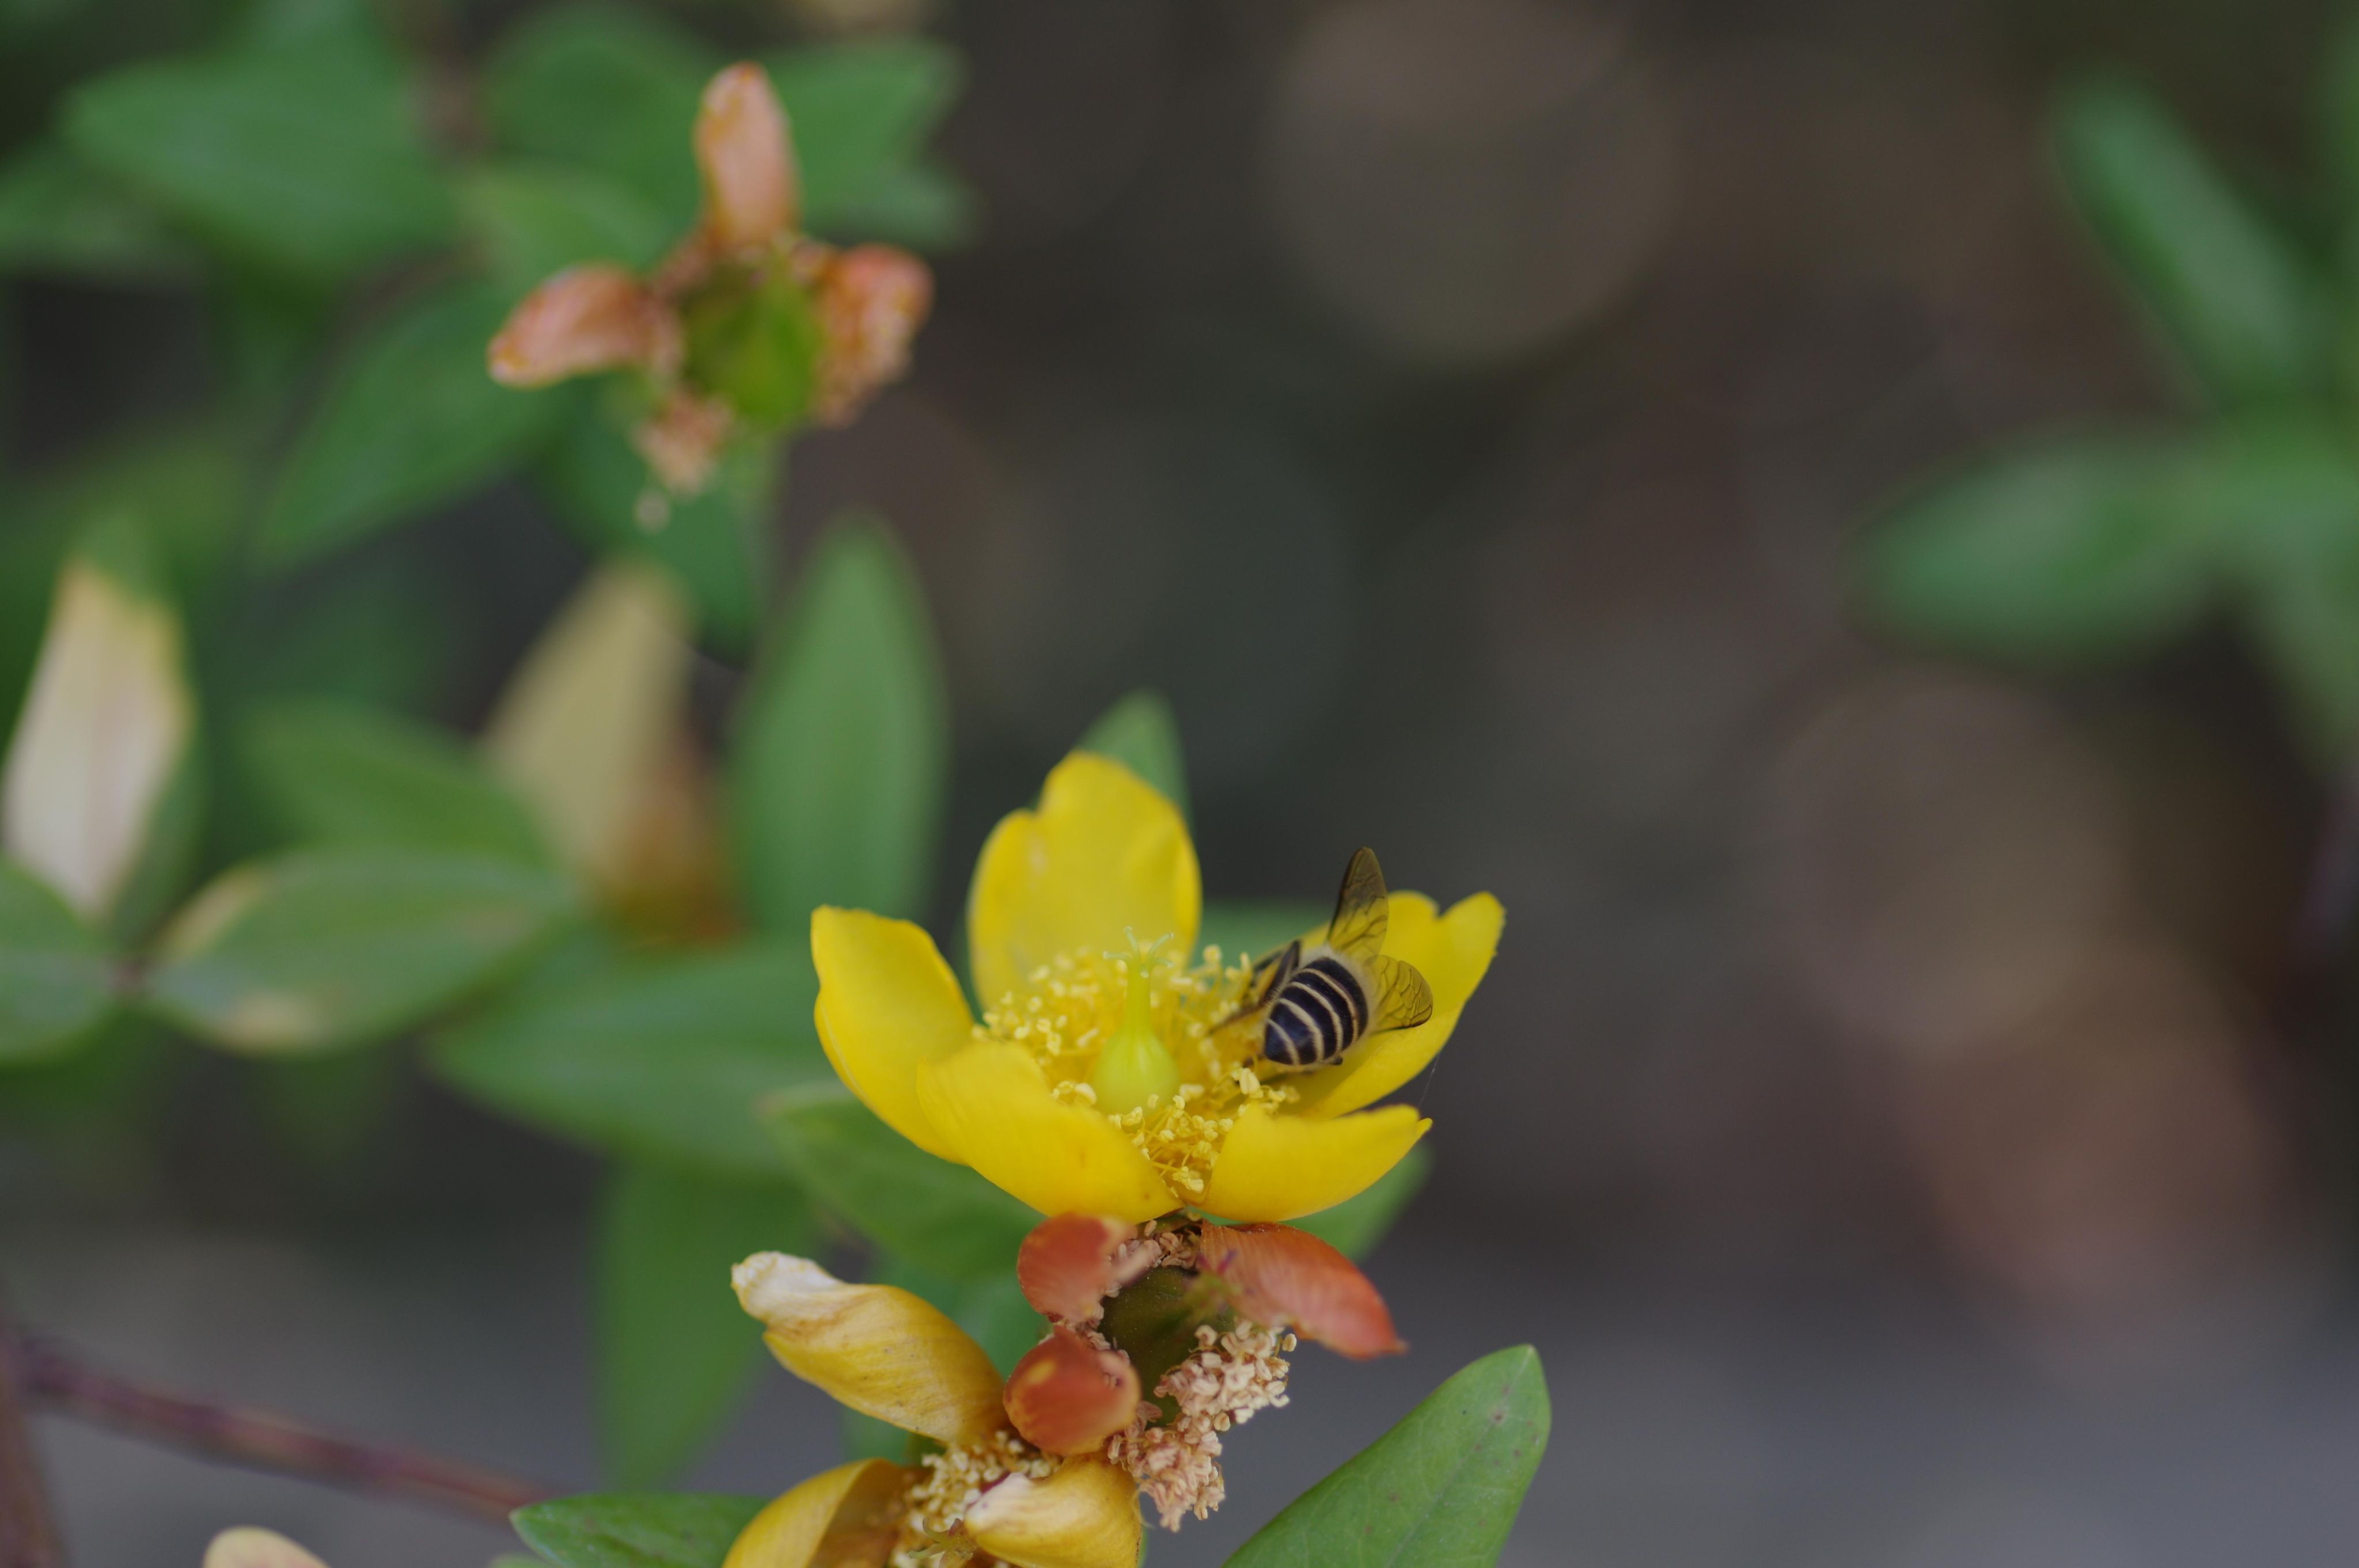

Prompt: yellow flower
[
  {"left": 812, "top": 753, "right": 1502, "bottom": 1223},
  {"left": 202, "top": 1531, "right": 327, "bottom": 1568},
  {"left": 728, "top": 1254, "right": 1141, "bottom": 1568}
]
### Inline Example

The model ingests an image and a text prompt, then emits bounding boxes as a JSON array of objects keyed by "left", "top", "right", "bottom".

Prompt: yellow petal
[
  {"left": 723, "top": 1459, "right": 909, "bottom": 1568},
  {"left": 811, "top": 906, "right": 974, "bottom": 1161},
  {"left": 483, "top": 561, "right": 695, "bottom": 891},
  {"left": 964, "top": 1457, "right": 1143, "bottom": 1568},
  {"left": 3, "top": 552, "right": 192, "bottom": 922},
  {"left": 1292, "top": 893, "right": 1503, "bottom": 1119},
  {"left": 733, "top": 1254, "right": 1004, "bottom": 1446},
  {"left": 203, "top": 1530, "right": 328, "bottom": 1568},
  {"left": 968, "top": 753, "right": 1199, "bottom": 1008},
  {"left": 918, "top": 1043, "right": 1176, "bottom": 1222},
  {"left": 1199, "top": 1103, "right": 1430, "bottom": 1223}
]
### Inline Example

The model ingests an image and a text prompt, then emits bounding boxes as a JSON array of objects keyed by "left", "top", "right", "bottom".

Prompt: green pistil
[{"left": 1091, "top": 947, "right": 1181, "bottom": 1116}]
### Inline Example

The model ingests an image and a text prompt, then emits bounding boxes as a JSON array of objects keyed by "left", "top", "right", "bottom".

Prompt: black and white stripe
[{"left": 1262, "top": 955, "right": 1369, "bottom": 1068}]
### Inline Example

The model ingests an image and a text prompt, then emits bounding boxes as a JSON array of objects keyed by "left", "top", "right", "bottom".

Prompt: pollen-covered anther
[
  {"left": 1106, "top": 1322, "right": 1292, "bottom": 1531},
  {"left": 1194, "top": 1222, "right": 1406, "bottom": 1360},
  {"left": 1003, "top": 1326, "right": 1141, "bottom": 1455},
  {"left": 487, "top": 264, "right": 680, "bottom": 388},
  {"left": 631, "top": 388, "right": 735, "bottom": 496},
  {"left": 891, "top": 1428, "right": 1056, "bottom": 1565}
]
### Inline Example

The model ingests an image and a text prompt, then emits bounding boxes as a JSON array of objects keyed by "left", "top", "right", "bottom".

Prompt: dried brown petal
[
  {"left": 631, "top": 388, "right": 735, "bottom": 496},
  {"left": 696, "top": 63, "right": 799, "bottom": 252},
  {"left": 488, "top": 265, "right": 678, "bottom": 388},
  {"left": 810, "top": 244, "right": 932, "bottom": 425},
  {"left": 1018, "top": 1214, "right": 1141, "bottom": 1324},
  {"left": 1002, "top": 1326, "right": 1141, "bottom": 1456},
  {"left": 1194, "top": 1222, "right": 1405, "bottom": 1360}
]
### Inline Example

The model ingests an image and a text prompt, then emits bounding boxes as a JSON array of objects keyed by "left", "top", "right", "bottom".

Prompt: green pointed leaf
[
  {"left": 463, "top": 162, "right": 674, "bottom": 298},
  {"left": 511, "top": 1494, "right": 767, "bottom": 1568},
  {"left": 2054, "top": 77, "right": 2336, "bottom": 407},
  {"left": 0, "top": 141, "right": 193, "bottom": 281},
  {"left": 142, "top": 849, "right": 575, "bottom": 1054},
  {"left": 598, "top": 1163, "right": 815, "bottom": 1486},
  {"left": 63, "top": 33, "right": 453, "bottom": 282},
  {"left": 483, "top": 5, "right": 716, "bottom": 230},
  {"left": 729, "top": 515, "right": 947, "bottom": 933},
  {"left": 1859, "top": 435, "right": 2214, "bottom": 666},
  {"left": 1291, "top": 1145, "right": 1429, "bottom": 1260},
  {"left": 1226, "top": 1346, "right": 1551, "bottom": 1568},
  {"left": 1200, "top": 902, "right": 1325, "bottom": 967},
  {"left": 761, "top": 1081, "right": 1036, "bottom": 1279},
  {"left": 433, "top": 941, "right": 828, "bottom": 1175},
  {"left": 260, "top": 285, "right": 578, "bottom": 566},
  {"left": 764, "top": 39, "right": 971, "bottom": 247},
  {"left": 0, "top": 860, "right": 117, "bottom": 1062},
  {"left": 1079, "top": 689, "right": 1189, "bottom": 820},
  {"left": 240, "top": 698, "right": 551, "bottom": 864}
]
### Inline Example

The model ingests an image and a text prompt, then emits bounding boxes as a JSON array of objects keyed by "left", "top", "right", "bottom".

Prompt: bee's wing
[
  {"left": 1219, "top": 940, "right": 1300, "bottom": 1030},
  {"left": 1326, "top": 847, "right": 1390, "bottom": 962},
  {"left": 1367, "top": 955, "right": 1433, "bottom": 1034}
]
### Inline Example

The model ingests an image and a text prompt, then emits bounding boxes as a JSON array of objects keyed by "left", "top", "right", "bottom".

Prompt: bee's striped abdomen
[{"left": 1262, "top": 954, "right": 1368, "bottom": 1068}]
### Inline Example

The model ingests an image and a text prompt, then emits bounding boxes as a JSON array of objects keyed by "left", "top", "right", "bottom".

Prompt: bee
[{"left": 1231, "top": 847, "right": 1433, "bottom": 1070}]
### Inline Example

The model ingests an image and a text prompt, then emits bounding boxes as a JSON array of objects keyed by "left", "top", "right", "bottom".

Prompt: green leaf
[
  {"left": 511, "top": 1494, "right": 767, "bottom": 1568},
  {"left": 1199, "top": 902, "right": 1324, "bottom": 967},
  {"left": 0, "top": 860, "right": 116, "bottom": 1063},
  {"left": 534, "top": 410, "right": 775, "bottom": 656},
  {"left": 64, "top": 33, "right": 453, "bottom": 282},
  {"left": 433, "top": 941, "right": 828, "bottom": 1176},
  {"left": 483, "top": 4, "right": 716, "bottom": 230},
  {"left": 463, "top": 162, "right": 674, "bottom": 297},
  {"left": 2053, "top": 77, "right": 2337, "bottom": 407},
  {"left": 1078, "top": 689, "right": 1189, "bottom": 820},
  {"left": 1859, "top": 435, "right": 2215, "bottom": 666},
  {"left": 1226, "top": 1346, "right": 1551, "bottom": 1568},
  {"left": 761, "top": 1081, "right": 1036, "bottom": 1279},
  {"left": 764, "top": 39, "right": 970, "bottom": 246},
  {"left": 1291, "top": 1145, "right": 1429, "bottom": 1260},
  {"left": 598, "top": 1163, "right": 815, "bottom": 1486},
  {"left": 0, "top": 141, "right": 193, "bottom": 281},
  {"left": 806, "top": 160, "right": 974, "bottom": 252},
  {"left": 142, "top": 849, "right": 575, "bottom": 1054},
  {"left": 259, "top": 285, "right": 578, "bottom": 567},
  {"left": 729, "top": 516, "right": 947, "bottom": 933},
  {"left": 240, "top": 698, "right": 550, "bottom": 864}
]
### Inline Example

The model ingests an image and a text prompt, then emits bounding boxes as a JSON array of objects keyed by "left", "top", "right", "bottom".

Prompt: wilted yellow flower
[
  {"left": 813, "top": 753, "right": 1501, "bottom": 1224},
  {"left": 728, "top": 1254, "right": 1142, "bottom": 1568},
  {"left": 202, "top": 1529, "right": 327, "bottom": 1568},
  {"left": 487, "top": 63, "right": 934, "bottom": 499}
]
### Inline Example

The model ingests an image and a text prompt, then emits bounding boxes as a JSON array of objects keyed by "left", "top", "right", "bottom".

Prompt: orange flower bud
[
  {"left": 488, "top": 264, "right": 678, "bottom": 388},
  {"left": 697, "top": 63, "right": 799, "bottom": 252},
  {"left": 1017, "top": 1214, "right": 1143, "bottom": 1325},
  {"left": 1003, "top": 1326, "right": 1140, "bottom": 1456},
  {"left": 810, "top": 244, "right": 932, "bottom": 425},
  {"left": 1194, "top": 1223, "right": 1405, "bottom": 1360}
]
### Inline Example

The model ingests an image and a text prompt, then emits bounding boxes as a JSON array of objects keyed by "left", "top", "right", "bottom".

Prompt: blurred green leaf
[
  {"left": 809, "top": 160, "right": 974, "bottom": 252},
  {"left": 259, "top": 285, "right": 577, "bottom": 567},
  {"left": 0, "top": 141, "right": 192, "bottom": 281},
  {"left": 483, "top": 4, "right": 716, "bottom": 230},
  {"left": 535, "top": 409, "right": 775, "bottom": 656},
  {"left": 2054, "top": 77, "right": 2337, "bottom": 407},
  {"left": 1079, "top": 689, "right": 1189, "bottom": 820},
  {"left": 1859, "top": 435, "right": 2214, "bottom": 666},
  {"left": 598, "top": 1162, "right": 814, "bottom": 1486},
  {"left": 464, "top": 162, "right": 674, "bottom": 297},
  {"left": 433, "top": 941, "right": 828, "bottom": 1176},
  {"left": 765, "top": 39, "right": 971, "bottom": 246},
  {"left": 64, "top": 32, "right": 453, "bottom": 283},
  {"left": 730, "top": 516, "right": 947, "bottom": 933},
  {"left": 1291, "top": 1144, "right": 1429, "bottom": 1260},
  {"left": 511, "top": 1494, "right": 765, "bottom": 1568},
  {"left": 1226, "top": 1345, "right": 1550, "bottom": 1568},
  {"left": 142, "top": 848, "right": 575, "bottom": 1054},
  {"left": 0, "top": 860, "right": 116, "bottom": 1063},
  {"left": 240, "top": 698, "right": 549, "bottom": 864},
  {"left": 1200, "top": 902, "right": 1324, "bottom": 966},
  {"left": 762, "top": 1081, "right": 1036, "bottom": 1280}
]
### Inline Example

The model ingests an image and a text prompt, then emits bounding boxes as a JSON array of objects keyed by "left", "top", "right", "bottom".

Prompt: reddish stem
[{"left": 0, "top": 1319, "right": 64, "bottom": 1568}]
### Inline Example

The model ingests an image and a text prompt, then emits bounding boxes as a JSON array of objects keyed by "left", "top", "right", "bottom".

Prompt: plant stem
[
  {"left": 0, "top": 1316, "right": 64, "bottom": 1568},
  {"left": 5, "top": 1328, "right": 551, "bottom": 1526}
]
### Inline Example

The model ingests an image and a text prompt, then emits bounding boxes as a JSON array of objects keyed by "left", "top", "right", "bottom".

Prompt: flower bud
[
  {"left": 697, "top": 63, "right": 799, "bottom": 252},
  {"left": 1017, "top": 1214, "right": 1143, "bottom": 1325},
  {"left": 487, "top": 264, "right": 677, "bottom": 388},
  {"left": 811, "top": 244, "right": 932, "bottom": 426},
  {"left": 1003, "top": 1326, "right": 1140, "bottom": 1455},
  {"left": 1194, "top": 1222, "right": 1405, "bottom": 1359}
]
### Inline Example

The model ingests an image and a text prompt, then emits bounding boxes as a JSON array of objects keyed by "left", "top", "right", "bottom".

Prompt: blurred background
[{"left": 11, "top": 0, "right": 2359, "bottom": 1563}]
